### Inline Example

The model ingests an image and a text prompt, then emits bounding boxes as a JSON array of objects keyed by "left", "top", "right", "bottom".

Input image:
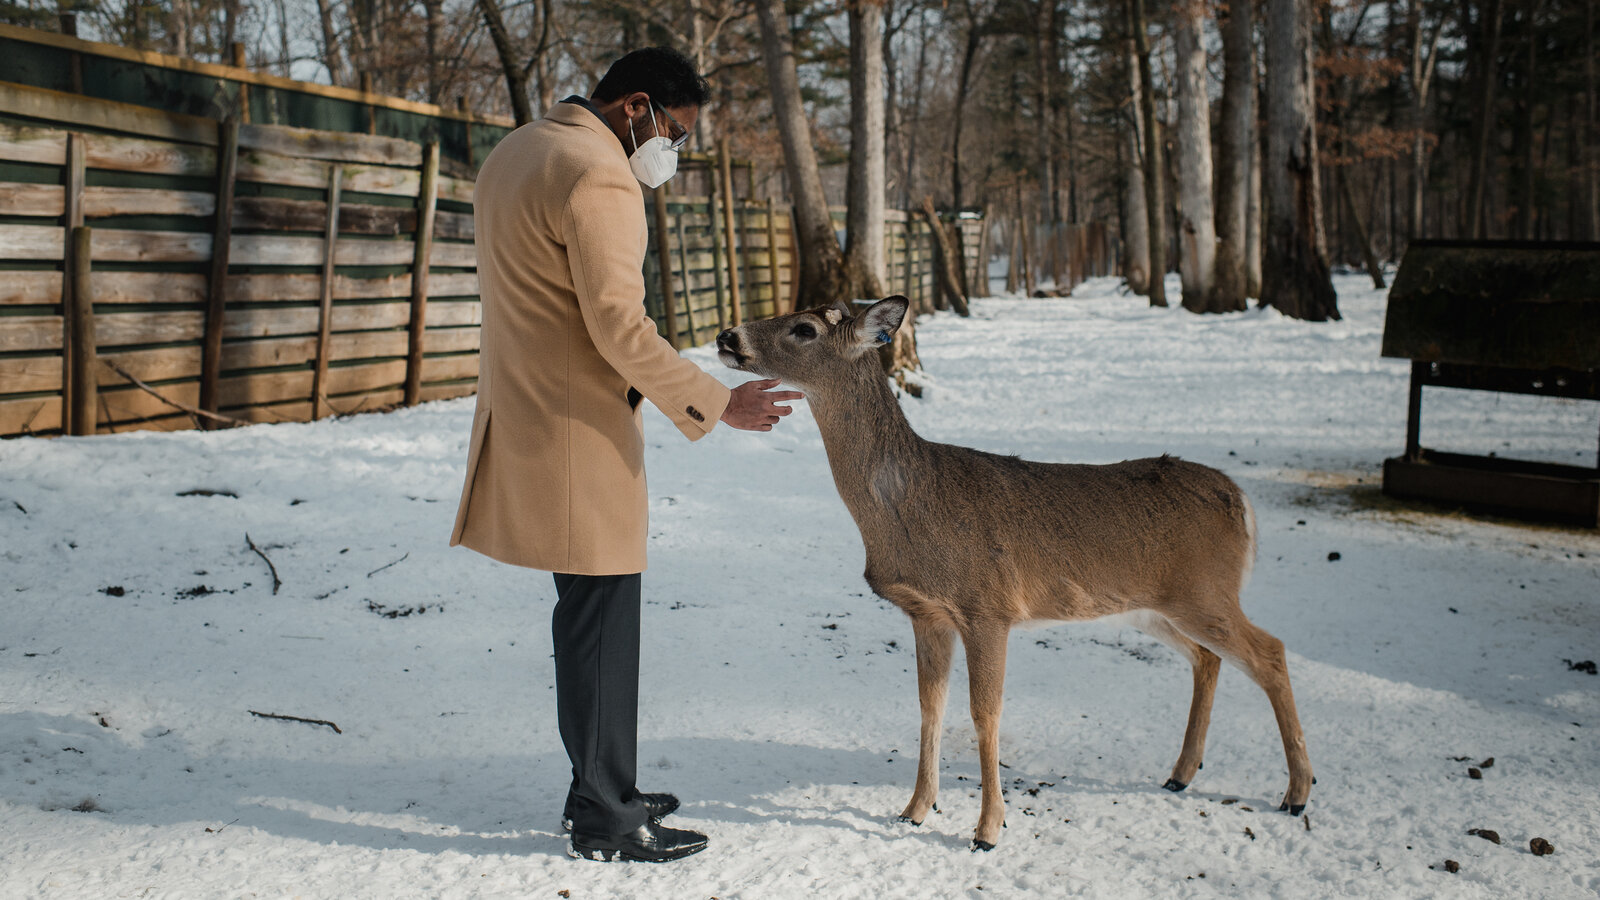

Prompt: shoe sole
[{"left": 566, "top": 841, "right": 707, "bottom": 863}]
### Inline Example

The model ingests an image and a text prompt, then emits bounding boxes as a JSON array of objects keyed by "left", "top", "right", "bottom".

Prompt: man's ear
[{"left": 854, "top": 296, "right": 909, "bottom": 347}]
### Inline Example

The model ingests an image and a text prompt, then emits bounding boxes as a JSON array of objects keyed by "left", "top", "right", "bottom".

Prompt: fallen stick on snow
[
  {"left": 366, "top": 552, "right": 409, "bottom": 578},
  {"left": 248, "top": 710, "right": 342, "bottom": 734},
  {"left": 244, "top": 533, "right": 281, "bottom": 595}
]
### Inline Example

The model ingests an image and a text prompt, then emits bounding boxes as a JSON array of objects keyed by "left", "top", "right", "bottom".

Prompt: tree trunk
[
  {"left": 1173, "top": 0, "right": 1218, "bottom": 312},
  {"left": 1213, "top": 0, "right": 1253, "bottom": 312},
  {"left": 1513, "top": 0, "right": 1539, "bottom": 241},
  {"left": 315, "top": 0, "right": 345, "bottom": 86},
  {"left": 949, "top": 19, "right": 982, "bottom": 297},
  {"left": 1587, "top": 0, "right": 1598, "bottom": 240},
  {"left": 1341, "top": 177, "right": 1386, "bottom": 288},
  {"left": 1247, "top": 120, "right": 1263, "bottom": 296},
  {"left": 919, "top": 196, "right": 971, "bottom": 316},
  {"left": 1128, "top": 0, "right": 1168, "bottom": 306},
  {"left": 846, "top": 0, "right": 888, "bottom": 299},
  {"left": 1263, "top": 0, "right": 1340, "bottom": 320},
  {"left": 1034, "top": 0, "right": 1058, "bottom": 224},
  {"left": 1407, "top": 0, "right": 1443, "bottom": 241},
  {"left": 478, "top": 0, "right": 532, "bottom": 125},
  {"left": 755, "top": 0, "right": 851, "bottom": 305},
  {"left": 1121, "top": 34, "right": 1151, "bottom": 295},
  {"left": 1466, "top": 0, "right": 1504, "bottom": 239}
]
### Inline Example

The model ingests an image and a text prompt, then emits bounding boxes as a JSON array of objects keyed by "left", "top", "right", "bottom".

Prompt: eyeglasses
[{"left": 654, "top": 102, "right": 691, "bottom": 150}]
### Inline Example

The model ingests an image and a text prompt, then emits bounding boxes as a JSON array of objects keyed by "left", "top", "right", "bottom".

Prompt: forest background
[{"left": 5, "top": 0, "right": 1594, "bottom": 321}]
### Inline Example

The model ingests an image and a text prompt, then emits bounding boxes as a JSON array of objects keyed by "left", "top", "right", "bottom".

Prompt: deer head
[{"left": 716, "top": 297, "right": 910, "bottom": 391}]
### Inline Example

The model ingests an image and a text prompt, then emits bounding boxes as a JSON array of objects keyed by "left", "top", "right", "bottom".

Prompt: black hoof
[
  {"left": 1163, "top": 779, "right": 1188, "bottom": 793},
  {"left": 1279, "top": 802, "right": 1306, "bottom": 816},
  {"left": 897, "top": 815, "right": 922, "bottom": 826},
  {"left": 971, "top": 840, "right": 995, "bottom": 852}
]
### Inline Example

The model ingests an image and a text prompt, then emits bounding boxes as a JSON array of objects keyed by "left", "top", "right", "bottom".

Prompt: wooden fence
[
  {"left": 0, "top": 81, "right": 988, "bottom": 438},
  {"left": 0, "top": 81, "right": 479, "bottom": 437}
]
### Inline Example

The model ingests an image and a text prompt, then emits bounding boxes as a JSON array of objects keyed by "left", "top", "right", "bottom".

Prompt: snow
[{"left": 2, "top": 274, "right": 1597, "bottom": 899}]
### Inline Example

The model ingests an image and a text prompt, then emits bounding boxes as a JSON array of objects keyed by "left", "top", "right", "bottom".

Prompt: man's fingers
[
  {"left": 768, "top": 390, "right": 804, "bottom": 401},
  {"left": 768, "top": 404, "right": 793, "bottom": 416}
]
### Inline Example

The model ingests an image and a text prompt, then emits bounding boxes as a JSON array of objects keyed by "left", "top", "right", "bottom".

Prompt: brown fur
[{"left": 718, "top": 297, "right": 1312, "bottom": 850}]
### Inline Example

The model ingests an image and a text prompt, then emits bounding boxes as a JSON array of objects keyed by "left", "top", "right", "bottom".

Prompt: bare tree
[
  {"left": 1465, "top": 0, "right": 1504, "bottom": 238},
  {"left": 754, "top": 0, "right": 850, "bottom": 305},
  {"left": 846, "top": 0, "right": 888, "bottom": 298},
  {"left": 1128, "top": 0, "right": 1168, "bottom": 306},
  {"left": 478, "top": 0, "right": 553, "bottom": 126},
  {"left": 1262, "top": 0, "right": 1339, "bottom": 320},
  {"left": 1212, "top": 0, "right": 1253, "bottom": 311},
  {"left": 1172, "top": 0, "right": 1217, "bottom": 312},
  {"left": 1404, "top": 0, "right": 1444, "bottom": 241}
]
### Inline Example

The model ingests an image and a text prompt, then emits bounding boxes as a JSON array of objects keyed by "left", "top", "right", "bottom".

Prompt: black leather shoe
[
  {"left": 568, "top": 820, "right": 708, "bottom": 863},
  {"left": 562, "top": 792, "right": 680, "bottom": 833}
]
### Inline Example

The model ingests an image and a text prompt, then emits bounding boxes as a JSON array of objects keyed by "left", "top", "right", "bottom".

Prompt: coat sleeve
[{"left": 562, "top": 164, "right": 732, "bottom": 441}]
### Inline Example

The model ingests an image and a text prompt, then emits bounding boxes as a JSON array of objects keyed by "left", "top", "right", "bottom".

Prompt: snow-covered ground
[{"left": 2, "top": 275, "right": 1597, "bottom": 899}]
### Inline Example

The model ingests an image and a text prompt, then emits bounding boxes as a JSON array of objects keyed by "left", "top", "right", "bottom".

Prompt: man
[{"left": 449, "top": 48, "right": 801, "bottom": 863}]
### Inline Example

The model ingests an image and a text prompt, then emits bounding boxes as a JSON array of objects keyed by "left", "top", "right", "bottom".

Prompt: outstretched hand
[{"left": 720, "top": 379, "right": 804, "bottom": 432}]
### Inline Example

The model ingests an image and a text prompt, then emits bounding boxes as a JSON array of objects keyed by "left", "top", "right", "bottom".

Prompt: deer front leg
[
  {"left": 899, "top": 619, "right": 955, "bottom": 826},
  {"left": 963, "top": 623, "right": 1010, "bottom": 851}
]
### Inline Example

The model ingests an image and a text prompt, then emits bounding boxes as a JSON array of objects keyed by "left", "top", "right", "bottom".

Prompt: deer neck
[{"left": 806, "top": 358, "right": 927, "bottom": 520}]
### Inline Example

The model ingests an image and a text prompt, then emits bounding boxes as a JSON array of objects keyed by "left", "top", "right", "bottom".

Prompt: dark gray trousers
[{"left": 552, "top": 572, "right": 649, "bottom": 837}]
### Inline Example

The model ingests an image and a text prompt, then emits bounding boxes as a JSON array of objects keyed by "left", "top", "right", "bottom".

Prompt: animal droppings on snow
[
  {"left": 1530, "top": 837, "right": 1555, "bottom": 856},
  {"left": 1468, "top": 828, "right": 1502, "bottom": 844},
  {"left": 1564, "top": 659, "right": 1597, "bottom": 675},
  {"left": 1468, "top": 767, "right": 1482, "bottom": 779},
  {"left": 1443, "top": 859, "right": 1461, "bottom": 873}
]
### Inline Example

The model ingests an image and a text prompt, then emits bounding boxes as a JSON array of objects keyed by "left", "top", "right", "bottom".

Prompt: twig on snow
[
  {"left": 248, "top": 710, "right": 342, "bottom": 734},
  {"left": 366, "top": 552, "right": 409, "bottom": 578},
  {"left": 205, "top": 818, "right": 240, "bottom": 834},
  {"left": 245, "top": 533, "right": 281, "bottom": 595},
  {"left": 102, "top": 360, "right": 250, "bottom": 426},
  {"left": 11, "top": 500, "right": 25, "bottom": 514}
]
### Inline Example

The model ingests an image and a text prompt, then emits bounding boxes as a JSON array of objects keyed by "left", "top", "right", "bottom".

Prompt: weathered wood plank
[
  {"left": 97, "top": 344, "right": 202, "bottom": 386},
  {"left": 325, "top": 359, "right": 406, "bottom": 395},
  {"left": 437, "top": 174, "right": 474, "bottom": 204},
  {"left": 421, "top": 354, "right": 478, "bottom": 382},
  {"left": 232, "top": 195, "right": 415, "bottom": 235},
  {"left": 427, "top": 241, "right": 476, "bottom": 268},
  {"left": 417, "top": 382, "right": 476, "bottom": 402},
  {"left": 97, "top": 379, "right": 200, "bottom": 423},
  {"left": 93, "top": 271, "right": 208, "bottom": 305},
  {"left": 0, "top": 270, "right": 62, "bottom": 305},
  {"left": 84, "top": 132, "right": 216, "bottom": 177},
  {"left": 0, "top": 122, "right": 66, "bottom": 164},
  {"left": 0, "top": 181, "right": 64, "bottom": 216},
  {"left": 96, "top": 412, "right": 194, "bottom": 434},
  {"left": 434, "top": 209, "right": 473, "bottom": 241},
  {"left": 428, "top": 272, "right": 479, "bottom": 296},
  {"left": 96, "top": 310, "right": 205, "bottom": 345},
  {"left": 220, "top": 302, "right": 414, "bottom": 338},
  {"left": 0, "top": 224, "right": 64, "bottom": 260},
  {"left": 0, "top": 394, "right": 61, "bottom": 434},
  {"left": 0, "top": 314, "right": 62, "bottom": 351},
  {"left": 225, "top": 272, "right": 412, "bottom": 302},
  {"left": 91, "top": 228, "right": 213, "bottom": 263},
  {"left": 230, "top": 233, "right": 414, "bottom": 266},
  {"left": 219, "top": 368, "right": 311, "bottom": 407},
  {"left": 220, "top": 331, "right": 409, "bottom": 370},
  {"left": 224, "top": 400, "right": 312, "bottom": 424},
  {"left": 235, "top": 149, "right": 422, "bottom": 197},
  {"left": 86, "top": 186, "right": 215, "bottom": 217},
  {"left": 239, "top": 122, "right": 423, "bottom": 167},
  {"left": 422, "top": 326, "right": 479, "bottom": 353},
  {"left": 0, "top": 353, "right": 62, "bottom": 392},
  {"left": 426, "top": 300, "right": 480, "bottom": 327},
  {"left": 0, "top": 78, "right": 217, "bottom": 146}
]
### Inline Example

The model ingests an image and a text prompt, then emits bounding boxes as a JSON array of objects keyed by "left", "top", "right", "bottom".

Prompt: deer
[{"left": 715, "top": 296, "right": 1312, "bottom": 851}]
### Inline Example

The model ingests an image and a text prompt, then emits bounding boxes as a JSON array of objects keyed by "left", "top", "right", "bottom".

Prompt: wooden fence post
[
  {"left": 708, "top": 185, "right": 728, "bottom": 331},
  {"left": 405, "top": 141, "right": 440, "bottom": 405},
  {"left": 674, "top": 214, "right": 697, "bottom": 344},
  {"left": 231, "top": 43, "right": 251, "bottom": 124},
  {"left": 60, "top": 131, "right": 85, "bottom": 422},
  {"left": 200, "top": 116, "right": 239, "bottom": 427},
  {"left": 360, "top": 73, "right": 376, "bottom": 135},
  {"left": 718, "top": 140, "right": 743, "bottom": 327},
  {"left": 652, "top": 186, "right": 680, "bottom": 348},
  {"left": 67, "top": 225, "right": 97, "bottom": 436},
  {"left": 765, "top": 197, "right": 782, "bottom": 317},
  {"left": 310, "top": 166, "right": 343, "bottom": 420}
]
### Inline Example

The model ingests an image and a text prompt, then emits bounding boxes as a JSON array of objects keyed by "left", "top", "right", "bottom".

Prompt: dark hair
[{"left": 591, "top": 47, "right": 710, "bottom": 109}]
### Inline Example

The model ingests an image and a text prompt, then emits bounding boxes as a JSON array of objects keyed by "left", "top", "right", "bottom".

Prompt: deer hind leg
[
  {"left": 1167, "top": 603, "right": 1314, "bottom": 815},
  {"left": 899, "top": 618, "right": 955, "bottom": 826},
  {"left": 962, "top": 622, "right": 1010, "bottom": 851},
  {"left": 1136, "top": 613, "right": 1221, "bottom": 792}
]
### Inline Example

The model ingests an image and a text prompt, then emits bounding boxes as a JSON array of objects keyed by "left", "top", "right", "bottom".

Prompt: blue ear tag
[{"left": 876, "top": 331, "right": 892, "bottom": 344}]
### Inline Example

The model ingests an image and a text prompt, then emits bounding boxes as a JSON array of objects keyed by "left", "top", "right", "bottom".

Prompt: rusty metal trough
[{"left": 1380, "top": 240, "right": 1600, "bottom": 527}]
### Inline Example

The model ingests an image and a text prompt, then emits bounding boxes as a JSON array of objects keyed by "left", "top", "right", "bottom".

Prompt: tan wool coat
[{"left": 450, "top": 102, "right": 731, "bottom": 575}]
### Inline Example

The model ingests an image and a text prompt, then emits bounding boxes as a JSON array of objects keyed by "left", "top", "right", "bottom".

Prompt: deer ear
[{"left": 855, "top": 296, "right": 909, "bottom": 347}]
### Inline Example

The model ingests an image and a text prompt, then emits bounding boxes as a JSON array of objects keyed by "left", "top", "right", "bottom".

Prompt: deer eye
[{"left": 790, "top": 322, "right": 817, "bottom": 340}]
